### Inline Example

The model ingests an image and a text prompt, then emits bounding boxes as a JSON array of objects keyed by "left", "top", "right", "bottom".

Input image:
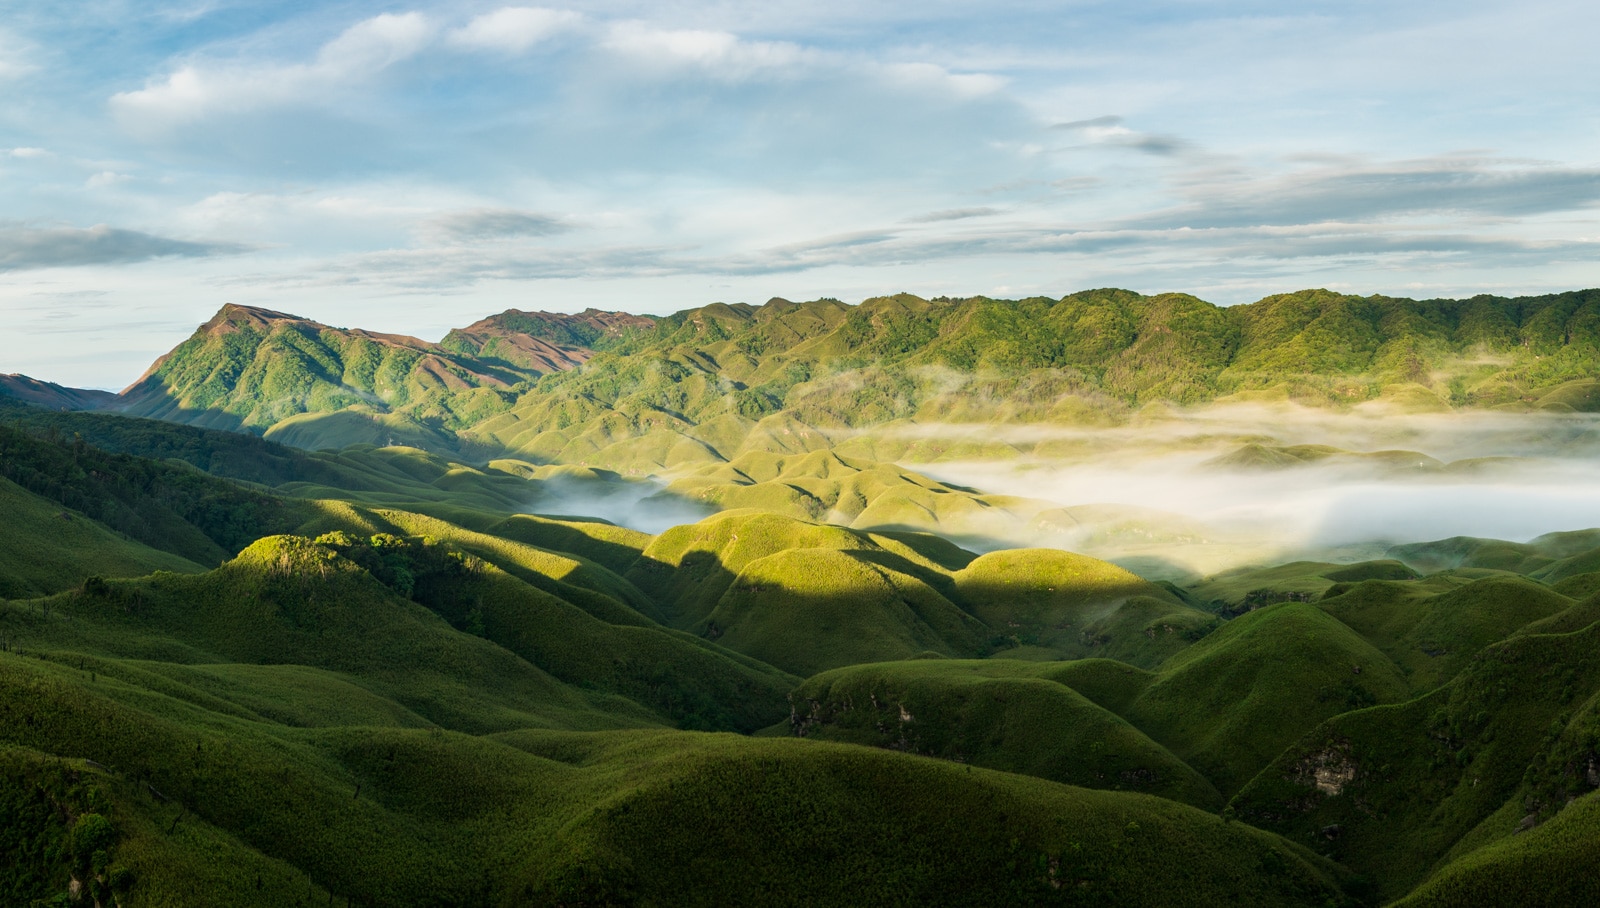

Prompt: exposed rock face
[
  {"left": 442, "top": 308, "right": 653, "bottom": 374},
  {"left": 1295, "top": 741, "right": 1358, "bottom": 797}
]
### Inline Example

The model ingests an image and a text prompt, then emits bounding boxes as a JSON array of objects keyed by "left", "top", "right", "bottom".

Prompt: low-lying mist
[
  {"left": 531, "top": 474, "right": 714, "bottom": 535},
  {"left": 906, "top": 404, "right": 1600, "bottom": 577}
]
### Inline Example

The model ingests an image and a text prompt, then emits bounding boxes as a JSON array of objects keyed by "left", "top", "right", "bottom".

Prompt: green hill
[
  {"left": 0, "top": 524, "right": 1360, "bottom": 906},
  {"left": 0, "top": 477, "right": 204, "bottom": 598},
  {"left": 1124, "top": 602, "right": 1410, "bottom": 796},
  {"left": 956, "top": 548, "right": 1215, "bottom": 666},
  {"left": 115, "top": 304, "right": 649, "bottom": 449},
  {"left": 16, "top": 287, "right": 1599, "bottom": 474},
  {"left": 1230, "top": 614, "right": 1600, "bottom": 901},
  {"left": 791, "top": 659, "right": 1223, "bottom": 808},
  {"left": 11, "top": 305, "right": 1600, "bottom": 904}
]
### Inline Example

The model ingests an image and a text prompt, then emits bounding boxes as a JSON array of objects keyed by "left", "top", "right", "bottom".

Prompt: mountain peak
[{"left": 202, "top": 303, "right": 307, "bottom": 334}]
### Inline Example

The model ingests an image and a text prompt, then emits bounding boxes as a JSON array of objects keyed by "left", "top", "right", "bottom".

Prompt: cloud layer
[{"left": 0, "top": 1, "right": 1597, "bottom": 385}]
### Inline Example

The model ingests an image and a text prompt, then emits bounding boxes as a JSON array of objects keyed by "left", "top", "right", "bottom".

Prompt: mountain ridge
[{"left": 10, "top": 287, "right": 1600, "bottom": 471}]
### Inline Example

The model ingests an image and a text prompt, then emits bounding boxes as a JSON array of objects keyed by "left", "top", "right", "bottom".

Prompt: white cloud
[
  {"left": 601, "top": 21, "right": 811, "bottom": 76},
  {"left": 880, "top": 62, "right": 1005, "bottom": 99},
  {"left": 597, "top": 19, "right": 1007, "bottom": 102},
  {"left": 449, "top": 7, "right": 583, "bottom": 53},
  {"left": 8, "top": 147, "right": 49, "bottom": 159},
  {"left": 110, "top": 12, "right": 434, "bottom": 128},
  {"left": 85, "top": 171, "right": 131, "bottom": 188},
  {"left": 317, "top": 11, "right": 433, "bottom": 71}
]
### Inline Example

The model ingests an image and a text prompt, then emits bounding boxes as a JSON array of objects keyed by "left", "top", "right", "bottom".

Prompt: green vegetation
[
  {"left": 1231, "top": 617, "right": 1600, "bottom": 902},
  {"left": 792, "top": 659, "right": 1223, "bottom": 808},
  {"left": 30, "top": 287, "right": 1596, "bottom": 477},
  {"left": 0, "top": 477, "right": 202, "bottom": 599},
  {"left": 9, "top": 290, "right": 1600, "bottom": 903}
]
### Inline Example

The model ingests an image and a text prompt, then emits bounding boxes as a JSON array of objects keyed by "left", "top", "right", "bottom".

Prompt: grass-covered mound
[
  {"left": 1390, "top": 791, "right": 1600, "bottom": 907},
  {"left": 296, "top": 501, "right": 661, "bottom": 626},
  {"left": 791, "top": 659, "right": 1222, "bottom": 808},
  {"left": 505, "top": 731, "right": 1353, "bottom": 907},
  {"left": 1124, "top": 602, "right": 1409, "bottom": 796},
  {"left": 696, "top": 546, "right": 988, "bottom": 676},
  {"left": 1318, "top": 575, "right": 1574, "bottom": 693},
  {"left": 624, "top": 511, "right": 1213, "bottom": 676},
  {"left": 663, "top": 449, "right": 1050, "bottom": 538},
  {"left": 1188, "top": 559, "right": 1420, "bottom": 613},
  {"left": 306, "top": 530, "right": 796, "bottom": 731},
  {"left": 956, "top": 549, "right": 1216, "bottom": 667},
  {"left": 627, "top": 510, "right": 973, "bottom": 616},
  {"left": 1230, "top": 615, "right": 1600, "bottom": 901}
]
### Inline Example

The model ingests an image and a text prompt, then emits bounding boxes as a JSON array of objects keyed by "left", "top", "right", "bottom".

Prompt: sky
[{"left": 1, "top": 0, "right": 1597, "bottom": 388}]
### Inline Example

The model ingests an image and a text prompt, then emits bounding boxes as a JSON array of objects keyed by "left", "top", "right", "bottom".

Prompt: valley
[{"left": 3, "top": 287, "right": 1600, "bottom": 905}]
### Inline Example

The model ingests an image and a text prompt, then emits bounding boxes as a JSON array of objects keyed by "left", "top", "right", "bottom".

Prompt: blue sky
[{"left": 1, "top": 0, "right": 1597, "bottom": 387}]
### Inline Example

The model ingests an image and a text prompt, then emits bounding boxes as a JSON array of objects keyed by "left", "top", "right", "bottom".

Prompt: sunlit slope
[
  {"left": 1231, "top": 612, "right": 1600, "bottom": 903},
  {"left": 956, "top": 548, "right": 1215, "bottom": 667},
  {"left": 665, "top": 449, "right": 1047, "bottom": 533},
  {"left": 0, "top": 477, "right": 204, "bottom": 598},
  {"left": 115, "top": 304, "right": 645, "bottom": 445},
  {"left": 624, "top": 510, "right": 1221, "bottom": 674},
  {"left": 294, "top": 500, "right": 659, "bottom": 624}
]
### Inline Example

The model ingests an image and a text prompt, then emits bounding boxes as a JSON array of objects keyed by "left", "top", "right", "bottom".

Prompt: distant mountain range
[{"left": 7, "top": 288, "right": 1600, "bottom": 472}]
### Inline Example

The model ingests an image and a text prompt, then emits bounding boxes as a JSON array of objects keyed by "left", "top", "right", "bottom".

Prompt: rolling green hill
[
  {"left": 0, "top": 515, "right": 1360, "bottom": 906},
  {"left": 10, "top": 291, "right": 1600, "bottom": 904},
  {"left": 1230, "top": 614, "right": 1600, "bottom": 902}
]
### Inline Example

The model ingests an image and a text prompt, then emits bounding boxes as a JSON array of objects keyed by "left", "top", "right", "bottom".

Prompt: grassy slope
[
  {"left": 0, "top": 547, "right": 1357, "bottom": 907},
  {"left": 0, "top": 477, "right": 203, "bottom": 598},
  {"left": 1230, "top": 614, "right": 1600, "bottom": 901},
  {"left": 956, "top": 548, "right": 1216, "bottom": 667},
  {"left": 503, "top": 730, "right": 1354, "bottom": 908},
  {"left": 1318, "top": 575, "right": 1573, "bottom": 693},
  {"left": 1391, "top": 791, "right": 1600, "bottom": 908},
  {"left": 1125, "top": 602, "right": 1410, "bottom": 796},
  {"left": 791, "top": 659, "right": 1222, "bottom": 809}
]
